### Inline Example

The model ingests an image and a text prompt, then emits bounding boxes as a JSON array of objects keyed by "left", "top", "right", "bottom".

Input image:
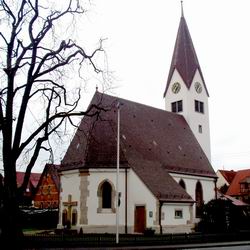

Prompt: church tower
[{"left": 163, "top": 6, "right": 211, "bottom": 161}]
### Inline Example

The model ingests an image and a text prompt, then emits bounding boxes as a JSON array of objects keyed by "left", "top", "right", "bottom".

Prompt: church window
[
  {"left": 97, "top": 180, "right": 115, "bottom": 213},
  {"left": 195, "top": 181, "right": 203, "bottom": 218},
  {"left": 195, "top": 100, "right": 204, "bottom": 113},
  {"left": 179, "top": 179, "right": 186, "bottom": 190},
  {"left": 175, "top": 209, "right": 183, "bottom": 219},
  {"left": 72, "top": 209, "right": 77, "bottom": 226},
  {"left": 62, "top": 209, "right": 68, "bottom": 226},
  {"left": 198, "top": 125, "right": 202, "bottom": 133},
  {"left": 171, "top": 100, "right": 183, "bottom": 113},
  {"left": 102, "top": 181, "right": 112, "bottom": 208}
]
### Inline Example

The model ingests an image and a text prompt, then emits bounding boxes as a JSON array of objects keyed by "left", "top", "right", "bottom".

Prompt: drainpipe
[
  {"left": 159, "top": 201, "right": 163, "bottom": 234},
  {"left": 125, "top": 166, "right": 128, "bottom": 234},
  {"left": 214, "top": 178, "right": 218, "bottom": 199}
]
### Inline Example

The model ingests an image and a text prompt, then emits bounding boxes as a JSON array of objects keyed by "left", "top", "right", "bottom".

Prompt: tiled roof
[
  {"left": 226, "top": 169, "right": 250, "bottom": 196},
  {"left": 218, "top": 192, "right": 249, "bottom": 206},
  {"left": 163, "top": 16, "right": 209, "bottom": 97},
  {"left": 16, "top": 171, "right": 41, "bottom": 189},
  {"left": 62, "top": 92, "right": 216, "bottom": 202},
  {"left": 219, "top": 170, "right": 236, "bottom": 184}
]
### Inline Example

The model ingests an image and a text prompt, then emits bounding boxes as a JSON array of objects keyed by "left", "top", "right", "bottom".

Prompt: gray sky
[{"left": 26, "top": 0, "right": 250, "bottom": 172}]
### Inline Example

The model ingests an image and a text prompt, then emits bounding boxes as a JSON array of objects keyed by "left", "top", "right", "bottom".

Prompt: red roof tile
[
  {"left": 226, "top": 169, "right": 250, "bottom": 196},
  {"left": 62, "top": 92, "right": 216, "bottom": 202},
  {"left": 163, "top": 16, "right": 209, "bottom": 97},
  {"left": 16, "top": 171, "right": 41, "bottom": 188},
  {"left": 219, "top": 170, "right": 236, "bottom": 184}
]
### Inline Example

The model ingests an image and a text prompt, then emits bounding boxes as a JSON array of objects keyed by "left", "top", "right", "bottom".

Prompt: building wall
[
  {"left": 161, "top": 203, "right": 193, "bottom": 233},
  {"left": 170, "top": 172, "right": 216, "bottom": 222},
  {"left": 58, "top": 169, "right": 81, "bottom": 226},
  {"left": 34, "top": 172, "right": 59, "bottom": 209},
  {"left": 59, "top": 168, "right": 199, "bottom": 234},
  {"left": 165, "top": 69, "right": 211, "bottom": 161}
]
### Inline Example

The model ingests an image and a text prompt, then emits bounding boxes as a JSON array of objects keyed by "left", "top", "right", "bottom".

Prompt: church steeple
[
  {"left": 164, "top": 6, "right": 211, "bottom": 162},
  {"left": 163, "top": 8, "right": 208, "bottom": 97}
]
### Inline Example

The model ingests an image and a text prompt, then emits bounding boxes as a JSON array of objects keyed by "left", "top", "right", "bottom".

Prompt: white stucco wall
[
  {"left": 87, "top": 169, "right": 125, "bottom": 226},
  {"left": 127, "top": 169, "right": 157, "bottom": 228},
  {"left": 161, "top": 203, "right": 191, "bottom": 225},
  {"left": 58, "top": 169, "right": 81, "bottom": 226},
  {"left": 165, "top": 69, "right": 211, "bottom": 162},
  {"left": 170, "top": 172, "right": 216, "bottom": 221},
  {"left": 59, "top": 168, "right": 213, "bottom": 233}
]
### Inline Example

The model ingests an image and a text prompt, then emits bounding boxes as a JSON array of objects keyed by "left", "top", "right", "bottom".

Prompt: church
[{"left": 57, "top": 8, "right": 217, "bottom": 234}]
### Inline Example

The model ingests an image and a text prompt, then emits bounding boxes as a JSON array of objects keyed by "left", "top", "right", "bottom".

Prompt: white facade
[
  {"left": 58, "top": 168, "right": 206, "bottom": 234},
  {"left": 165, "top": 69, "right": 211, "bottom": 162}
]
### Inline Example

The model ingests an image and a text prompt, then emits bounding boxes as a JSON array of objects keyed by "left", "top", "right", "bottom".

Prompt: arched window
[
  {"left": 195, "top": 181, "right": 203, "bottom": 218},
  {"left": 62, "top": 209, "right": 68, "bottom": 226},
  {"left": 179, "top": 179, "right": 186, "bottom": 190},
  {"left": 97, "top": 180, "right": 115, "bottom": 213},
  {"left": 72, "top": 209, "right": 77, "bottom": 226},
  {"left": 102, "top": 181, "right": 112, "bottom": 208}
]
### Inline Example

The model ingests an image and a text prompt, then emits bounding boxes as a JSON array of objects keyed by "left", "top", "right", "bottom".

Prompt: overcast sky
[{"left": 23, "top": 0, "right": 250, "bottom": 173}]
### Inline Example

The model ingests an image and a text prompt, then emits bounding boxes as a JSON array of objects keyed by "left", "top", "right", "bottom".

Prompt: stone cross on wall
[{"left": 63, "top": 194, "right": 78, "bottom": 221}]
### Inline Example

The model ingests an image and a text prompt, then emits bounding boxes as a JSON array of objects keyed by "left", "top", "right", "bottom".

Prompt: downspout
[
  {"left": 125, "top": 166, "right": 128, "bottom": 234},
  {"left": 214, "top": 177, "right": 218, "bottom": 199},
  {"left": 159, "top": 201, "right": 163, "bottom": 234}
]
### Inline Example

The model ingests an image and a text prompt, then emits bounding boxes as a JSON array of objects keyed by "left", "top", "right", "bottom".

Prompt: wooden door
[{"left": 134, "top": 206, "right": 146, "bottom": 233}]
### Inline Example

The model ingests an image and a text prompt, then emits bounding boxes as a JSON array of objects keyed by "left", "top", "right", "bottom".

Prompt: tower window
[
  {"left": 171, "top": 100, "right": 183, "bottom": 113},
  {"left": 195, "top": 100, "right": 204, "bottom": 113},
  {"left": 198, "top": 125, "right": 202, "bottom": 133}
]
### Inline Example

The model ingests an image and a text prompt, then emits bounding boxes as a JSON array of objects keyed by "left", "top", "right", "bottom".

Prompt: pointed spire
[
  {"left": 181, "top": 1, "right": 184, "bottom": 17},
  {"left": 163, "top": 10, "right": 209, "bottom": 97}
]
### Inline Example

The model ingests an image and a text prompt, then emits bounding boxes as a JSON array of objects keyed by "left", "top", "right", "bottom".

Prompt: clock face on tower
[
  {"left": 172, "top": 82, "right": 181, "bottom": 94},
  {"left": 195, "top": 82, "right": 202, "bottom": 93}
]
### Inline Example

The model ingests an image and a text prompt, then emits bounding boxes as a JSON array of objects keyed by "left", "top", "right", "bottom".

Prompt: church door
[{"left": 134, "top": 206, "right": 146, "bottom": 233}]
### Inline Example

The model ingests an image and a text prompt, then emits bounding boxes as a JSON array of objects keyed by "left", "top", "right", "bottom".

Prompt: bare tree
[{"left": 0, "top": 0, "right": 107, "bottom": 243}]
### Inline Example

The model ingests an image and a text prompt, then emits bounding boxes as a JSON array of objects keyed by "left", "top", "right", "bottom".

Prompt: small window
[
  {"left": 195, "top": 100, "right": 204, "bottom": 113},
  {"left": 198, "top": 125, "right": 202, "bottom": 133},
  {"left": 171, "top": 100, "right": 183, "bottom": 113},
  {"left": 175, "top": 209, "right": 183, "bottom": 219}
]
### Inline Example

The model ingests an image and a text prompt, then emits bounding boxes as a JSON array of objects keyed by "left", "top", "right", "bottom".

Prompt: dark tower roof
[{"left": 163, "top": 15, "right": 209, "bottom": 97}]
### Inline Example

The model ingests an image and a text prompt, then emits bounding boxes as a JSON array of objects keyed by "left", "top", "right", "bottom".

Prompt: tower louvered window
[{"left": 171, "top": 100, "right": 183, "bottom": 113}]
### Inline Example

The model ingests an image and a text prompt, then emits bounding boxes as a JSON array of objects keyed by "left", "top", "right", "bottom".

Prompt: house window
[
  {"left": 171, "top": 100, "right": 183, "bottom": 113},
  {"left": 97, "top": 180, "right": 115, "bottom": 213},
  {"left": 179, "top": 179, "right": 186, "bottom": 190},
  {"left": 175, "top": 209, "right": 183, "bottom": 219},
  {"left": 198, "top": 125, "right": 202, "bottom": 133},
  {"left": 195, "top": 181, "right": 203, "bottom": 218},
  {"left": 195, "top": 100, "right": 204, "bottom": 113},
  {"left": 72, "top": 209, "right": 77, "bottom": 226}
]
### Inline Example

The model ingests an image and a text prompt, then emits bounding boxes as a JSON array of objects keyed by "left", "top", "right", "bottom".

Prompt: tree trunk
[{"left": 1, "top": 162, "right": 23, "bottom": 249}]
